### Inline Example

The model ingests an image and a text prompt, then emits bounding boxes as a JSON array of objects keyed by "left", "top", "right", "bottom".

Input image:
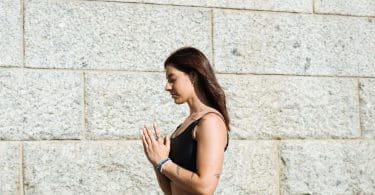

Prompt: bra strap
[{"left": 197, "top": 111, "right": 225, "bottom": 122}]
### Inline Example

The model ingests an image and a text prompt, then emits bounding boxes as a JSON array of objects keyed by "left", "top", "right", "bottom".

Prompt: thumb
[{"left": 165, "top": 135, "right": 170, "bottom": 149}]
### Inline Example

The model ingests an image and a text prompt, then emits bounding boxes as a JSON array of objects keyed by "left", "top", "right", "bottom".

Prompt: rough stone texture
[
  {"left": 280, "top": 140, "right": 375, "bottom": 194},
  {"left": 1, "top": 0, "right": 373, "bottom": 193},
  {"left": 0, "top": 70, "right": 82, "bottom": 140},
  {"left": 25, "top": 0, "right": 211, "bottom": 71},
  {"left": 142, "top": 0, "right": 208, "bottom": 7},
  {"left": 315, "top": 0, "right": 375, "bottom": 17},
  {"left": 0, "top": 0, "right": 22, "bottom": 67},
  {"left": 23, "top": 141, "right": 161, "bottom": 194},
  {"left": 214, "top": 10, "right": 375, "bottom": 77},
  {"left": 85, "top": 72, "right": 188, "bottom": 139},
  {"left": 23, "top": 140, "right": 278, "bottom": 194},
  {"left": 98, "top": 0, "right": 208, "bottom": 7},
  {"left": 0, "top": 142, "right": 20, "bottom": 194},
  {"left": 360, "top": 79, "right": 375, "bottom": 139},
  {"left": 100, "top": 0, "right": 312, "bottom": 13},
  {"left": 216, "top": 140, "right": 279, "bottom": 194},
  {"left": 209, "top": 0, "right": 312, "bottom": 13},
  {"left": 218, "top": 74, "right": 359, "bottom": 139}
]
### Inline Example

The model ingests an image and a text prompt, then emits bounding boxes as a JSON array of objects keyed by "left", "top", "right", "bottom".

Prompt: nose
[{"left": 165, "top": 82, "right": 172, "bottom": 91}]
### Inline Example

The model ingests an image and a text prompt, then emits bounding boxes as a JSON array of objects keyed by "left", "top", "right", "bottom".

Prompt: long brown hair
[{"left": 164, "top": 47, "right": 230, "bottom": 131}]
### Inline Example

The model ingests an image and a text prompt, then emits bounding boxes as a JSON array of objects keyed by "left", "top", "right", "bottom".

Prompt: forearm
[
  {"left": 154, "top": 168, "right": 172, "bottom": 195},
  {"left": 161, "top": 161, "right": 212, "bottom": 195}
]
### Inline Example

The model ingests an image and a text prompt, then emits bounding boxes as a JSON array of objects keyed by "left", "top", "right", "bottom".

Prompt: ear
[{"left": 188, "top": 71, "right": 198, "bottom": 85}]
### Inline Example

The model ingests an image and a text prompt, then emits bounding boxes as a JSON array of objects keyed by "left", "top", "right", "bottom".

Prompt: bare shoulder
[
  {"left": 200, "top": 112, "right": 225, "bottom": 127},
  {"left": 194, "top": 112, "right": 227, "bottom": 140}
]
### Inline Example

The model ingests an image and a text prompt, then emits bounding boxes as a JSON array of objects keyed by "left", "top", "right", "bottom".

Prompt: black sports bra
[{"left": 169, "top": 113, "right": 229, "bottom": 172}]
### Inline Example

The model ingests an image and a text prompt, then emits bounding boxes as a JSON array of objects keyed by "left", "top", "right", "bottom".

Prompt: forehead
[{"left": 165, "top": 66, "right": 184, "bottom": 77}]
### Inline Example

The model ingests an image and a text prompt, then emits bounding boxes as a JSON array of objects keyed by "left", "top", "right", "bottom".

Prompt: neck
[{"left": 186, "top": 95, "right": 209, "bottom": 115}]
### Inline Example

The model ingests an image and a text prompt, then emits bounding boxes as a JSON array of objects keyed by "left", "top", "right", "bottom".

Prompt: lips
[{"left": 170, "top": 93, "right": 177, "bottom": 98}]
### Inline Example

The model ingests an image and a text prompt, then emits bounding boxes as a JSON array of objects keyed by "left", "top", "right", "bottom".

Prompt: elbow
[
  {"left": 197, "top": 189, "right": 215, "bottom": 195},
  {"left": 195, "top": 187, "right": 216, "bottom": 195},
  {"left": 195, "top": 181, "right": 217, "bottom": 195},
  {"left": 161, "top": 188, "right": 172, "bottom": 195}
]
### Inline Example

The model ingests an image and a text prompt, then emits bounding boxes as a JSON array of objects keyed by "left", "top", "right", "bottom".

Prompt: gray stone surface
[
  {"left": 218, "top": 74, "right": 359, "bottom": 139},
  {"left": 360, "top": 79, "right": 375, "bottom": 139},
  {"left": 25, "top": 0, "right": 211, "bottom": 70},
  {"left": 0, "top": 70, "right": 82, "bottom": 140},
  {"left": 214, "top": 10, "right": 375, "bottom": 77},
  {"left": 23, "top": 140, "right": 278, "bottom": 194},
  {"left": 143, "top": 0, "right": 209, "bottom": 7},
  {"left": 315, "top": 0, "right": 375, "bottom": 17},
  {"left": 0, "top": 0, "right": 22, "bottom": 67},
  {"left": 209, "top": 0, "right": 312, "bottom": 13},
  {"left": 23, "top": 141, "right": 161, "bottom": 194},
  {"left": 216, "top": 140, "right": 279, "bottom": 194},
  {"left": 0, "top": 142, "right": 20, "bottom": 194},
  {"left": 85, "top": 72, "right": 188, "bottom": 139},
  {"left": 280, "top": 140, "right": 375, "bottom": 194},
  {"left": 100, "top": 0, "right": 312, "bottom": 13}
]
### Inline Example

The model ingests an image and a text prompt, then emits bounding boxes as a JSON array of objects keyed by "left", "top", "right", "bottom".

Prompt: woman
[{"left": 141, "top": 47, "right": 230, "bottom": 195}]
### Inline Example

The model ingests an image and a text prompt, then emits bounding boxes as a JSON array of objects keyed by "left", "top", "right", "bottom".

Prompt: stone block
[
  {"left": 214, "top": 10, "right": 375, "bottom": 77},
  {"left": 99, "top": 0, "right": 312, "bottom": 13},
  {"left": 280, "top": 140, "right": 375, "bottom": 194},
  {"left": 0, "top": 0, "right": 22, "bottom": 67},
  {"left": 216, "top": 140, "right": 279, "bottom": 194},
  {"left": 0, "top": 70, "right": 82, "bottom": 140},
  {"left": 0, "top": 142, "right": 20, "bottom": 194},
  {"left": 85, "top": 72, "right": 188, "bottom": 139},
  {"left": 315, "top": 0, "right": 375, "bottom": 17},
  {"left": 360, "top": 79, "right": 375, "bottom": 139},
  {"left": 218, "top": 74, "right": 359, "bottom": 139},
  {"left": 144, "top": 0, "right": 208, "bottom": 7},
  {"left": 23, "top": 141, "right": 161, "bottom": 194},
  {"left": 25, "top": 0, "right": 211, "bottom": 70},
  {"left": 209, "top": 0, "right": 312, "bottom": 13}
]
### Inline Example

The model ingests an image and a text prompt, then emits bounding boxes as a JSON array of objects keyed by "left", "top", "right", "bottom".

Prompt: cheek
[
  {"left": 173, "top": 77, "right": 195, "bottom": 95},
  {"left": 181, "top": 82, "right": 195, "bottom": 96}
]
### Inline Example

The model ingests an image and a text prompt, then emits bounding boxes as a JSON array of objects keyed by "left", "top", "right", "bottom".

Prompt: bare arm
[
  {"left": 161, "top": 114, "right": 227, "bottom": 195},
  {"left": 154, "top": 168, "right": 171, "bottom": 195}
]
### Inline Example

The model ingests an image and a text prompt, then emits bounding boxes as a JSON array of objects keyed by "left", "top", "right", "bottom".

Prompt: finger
[
  {"left": 143, "top": 128, "right": 152, "bottom": 146},
  {"left": 145, "top": 125, "right": 156, "bottom": 144},
  {"left": 153, "top": 123, "right": 162, "bottom": 143},
  {"left": 165, "top": 135, "right": 170, "bottom": 149},
  {"left": 141, "top": 132, "right": 148, "bottom": 148},
  {"left": 141, "top": 135, "right": 149, "bottom": 155}
]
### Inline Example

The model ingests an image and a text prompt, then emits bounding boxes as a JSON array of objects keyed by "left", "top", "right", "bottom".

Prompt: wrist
[
  {"left": 155, "top": 157, "right": 171, "bottom": 172},
  {"left": 160, "top": 159, "right": 172, "bottom": 174}
]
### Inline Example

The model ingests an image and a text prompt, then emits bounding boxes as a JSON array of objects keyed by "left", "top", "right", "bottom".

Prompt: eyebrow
[{"left": 166, "top": 73, "right": 174, "bottom": 79}]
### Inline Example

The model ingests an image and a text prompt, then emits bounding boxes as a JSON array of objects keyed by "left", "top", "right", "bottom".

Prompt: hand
[{"left": 141, "top": 124, "right": 170, "bottom": 166}]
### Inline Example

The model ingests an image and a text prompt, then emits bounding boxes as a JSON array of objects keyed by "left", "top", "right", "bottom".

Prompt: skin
[{"left": 141, "top": 65, "right": 228, "bottom": 195}]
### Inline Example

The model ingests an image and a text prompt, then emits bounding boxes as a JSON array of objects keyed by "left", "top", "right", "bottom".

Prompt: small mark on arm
[{"left": 176, "top": 165, "right": 181, "bottom": 176}]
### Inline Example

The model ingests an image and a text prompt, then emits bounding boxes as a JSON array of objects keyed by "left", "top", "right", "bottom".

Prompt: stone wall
[{"left": 1, "top": 0, "right": 374, "bottom": 194}]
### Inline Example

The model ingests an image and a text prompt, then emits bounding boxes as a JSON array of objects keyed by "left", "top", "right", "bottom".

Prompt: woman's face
[{"left": 165, "top": 65, "right": 195, "bottom": 104}]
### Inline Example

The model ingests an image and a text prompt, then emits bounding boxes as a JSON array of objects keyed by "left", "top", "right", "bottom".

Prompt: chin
[
  {"left": 173, "top": 98, "right": 185, "bottom": 105},
  {"left": 174, "top": 100, "right": 184, "bottom": 104}
]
